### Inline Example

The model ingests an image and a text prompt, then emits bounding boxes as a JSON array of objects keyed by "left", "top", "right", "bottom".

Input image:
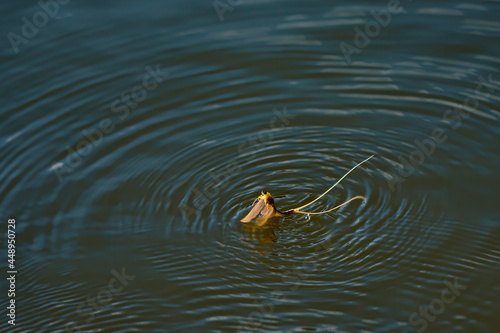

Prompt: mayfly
[{"left": 240, "top": 155, "right": 373, "bottom": 226}]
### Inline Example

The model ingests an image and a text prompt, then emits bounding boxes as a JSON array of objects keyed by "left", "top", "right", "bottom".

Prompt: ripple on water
[{"left": 0, "top": 1, "right": 499, "bottom": 332}]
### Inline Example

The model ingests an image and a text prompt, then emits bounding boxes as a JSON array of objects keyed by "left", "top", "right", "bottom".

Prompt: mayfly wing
[
  {"left": 256, "top": 203, "right": 276, "bottom": 226},
  {"left": 241, "top": 196, "right": 267, "bottom": 222}
]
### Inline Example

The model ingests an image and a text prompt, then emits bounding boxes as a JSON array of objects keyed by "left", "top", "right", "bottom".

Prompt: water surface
[{"left": 1, "top": 0, "right": 500, "bottom": 332}]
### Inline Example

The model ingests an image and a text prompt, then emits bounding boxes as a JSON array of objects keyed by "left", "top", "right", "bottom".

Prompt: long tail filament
[{"left": 292, "top": 155, "right": 374, "bottom": 215}]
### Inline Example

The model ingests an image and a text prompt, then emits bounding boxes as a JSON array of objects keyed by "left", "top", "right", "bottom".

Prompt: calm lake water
[{"left": 1, "top": 0, "right": 500, "bottom": 332}]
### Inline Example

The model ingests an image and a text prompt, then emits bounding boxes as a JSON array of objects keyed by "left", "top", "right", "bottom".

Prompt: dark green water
[{"left": 1, "top": 0, "right": 500, "bottom": 332}]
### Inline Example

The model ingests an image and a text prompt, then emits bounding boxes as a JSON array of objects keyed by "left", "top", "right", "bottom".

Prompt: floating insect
[{"left": 240, "top": 155, "right": 373, "bottom": 226}]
